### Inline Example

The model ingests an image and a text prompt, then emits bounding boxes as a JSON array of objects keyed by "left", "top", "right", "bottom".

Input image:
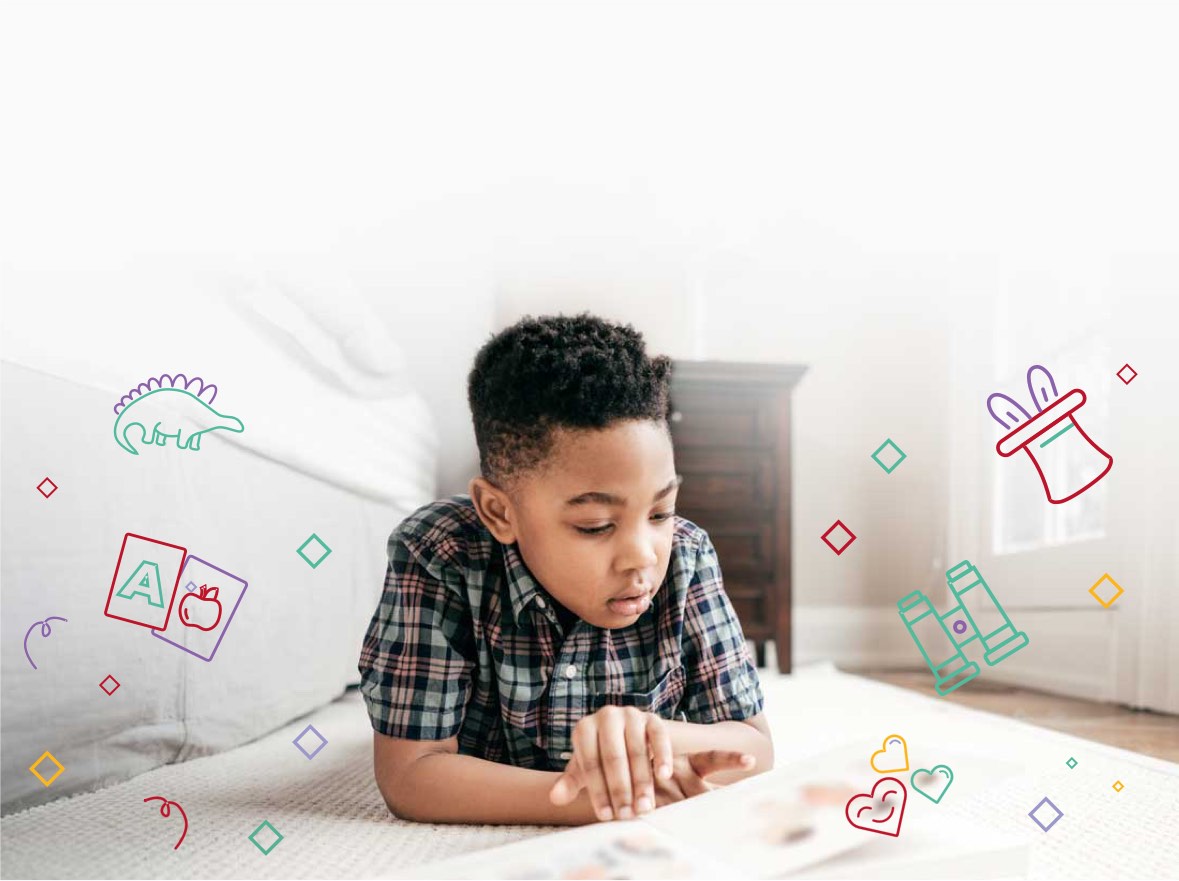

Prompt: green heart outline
[{"left": 910, "top": 764, "right": 954, "bottom": 804}]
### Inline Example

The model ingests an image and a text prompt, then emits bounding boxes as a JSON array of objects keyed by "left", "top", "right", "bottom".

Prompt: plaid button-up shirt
[{"left": 358, "top": 495, "right": 764, "bottom": 771}]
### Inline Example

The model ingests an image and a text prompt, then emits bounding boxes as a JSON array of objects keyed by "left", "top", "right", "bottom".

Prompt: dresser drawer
[
  {"left": 704, "top": 516, "right": 776, "bottom": 577},
  {"left": 675, "top": 448, "right": 775, "bottom": 512},
  {"left": 669, "top": 391, "right": 778, "bottom": 448},
  {"left": 724, "top": 575, "right": 774, "bottom": 637}
]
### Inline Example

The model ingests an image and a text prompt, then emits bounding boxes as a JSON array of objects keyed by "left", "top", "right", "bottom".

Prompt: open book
[{"left": 407, "top": 743, "right": 1029, "bottom": 880}]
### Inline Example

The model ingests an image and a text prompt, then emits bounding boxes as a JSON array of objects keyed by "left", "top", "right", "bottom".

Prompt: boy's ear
[{"left": 468, "top": 476, "right": 518, "bottom": 544}]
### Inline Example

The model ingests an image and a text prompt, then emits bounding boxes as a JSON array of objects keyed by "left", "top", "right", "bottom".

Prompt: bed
[{"left": 1, "top": 267, "right": 437, "bottom": 815}]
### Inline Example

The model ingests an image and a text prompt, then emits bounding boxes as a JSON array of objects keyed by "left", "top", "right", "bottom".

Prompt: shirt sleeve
[
  {"left": 678, "top": 531, "right": 765, "bottom": 724},
  {"left": 357, "top": 527, "right": 477, "bottom": 740}
]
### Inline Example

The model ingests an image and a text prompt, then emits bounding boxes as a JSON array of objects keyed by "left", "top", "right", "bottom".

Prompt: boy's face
[{"left": 473, "top": 419, "right": 679, "bottom": 630}]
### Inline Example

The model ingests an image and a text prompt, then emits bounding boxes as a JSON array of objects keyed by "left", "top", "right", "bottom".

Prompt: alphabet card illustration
[
  {"left": 104, "top": 533, "right": 188, "bottom": 629},
  {"left": 152, "top": 555, "right": 247, "bottom": 662}
]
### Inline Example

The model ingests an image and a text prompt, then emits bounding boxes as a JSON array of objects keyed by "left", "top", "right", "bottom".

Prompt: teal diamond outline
[
  {"left": 1066, "top": 757, "right": 1077, "bottom": 768},
  {"left": 871, "top": 438, "right": 907, "bottom": 474},
  {"left": 248, "top": 819, "right": 284, "bottom": 855},
  {"left": 296, "top": 533, "right": 332, "bottom": 569}
]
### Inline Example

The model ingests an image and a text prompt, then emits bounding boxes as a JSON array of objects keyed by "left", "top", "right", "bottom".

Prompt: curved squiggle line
[
  {"left": 144, "top": 796, "right": 189, "bottom": 849},
  {"left": 23, "top": 616, "right": 69, "bottom": 670}
]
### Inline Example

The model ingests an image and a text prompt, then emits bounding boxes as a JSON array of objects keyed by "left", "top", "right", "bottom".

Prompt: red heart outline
[{"left": 845, "top": 776, "right": 907, "bottom": 837}]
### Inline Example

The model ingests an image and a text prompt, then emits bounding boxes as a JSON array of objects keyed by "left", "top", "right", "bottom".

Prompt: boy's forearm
[
  {"left": 664, "top": 719, "right": 775, "bottom": 785},
  {"left": 384, "top": 751, "right": 599, "bottom": 826}
]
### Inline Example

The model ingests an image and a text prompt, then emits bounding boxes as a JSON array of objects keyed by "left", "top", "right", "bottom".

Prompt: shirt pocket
[{"left": 594, "top": 664, "right": 686, "bottom": 719}]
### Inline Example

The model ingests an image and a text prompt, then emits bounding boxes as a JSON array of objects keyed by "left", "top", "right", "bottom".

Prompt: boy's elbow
[{"left": 373, "top": 732, "right": 458, "bottom": 823}]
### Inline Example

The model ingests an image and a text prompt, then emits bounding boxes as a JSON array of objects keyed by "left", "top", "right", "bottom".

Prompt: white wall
[{"left": 4, "top": 0, "right": 1177, "bottom": 670}]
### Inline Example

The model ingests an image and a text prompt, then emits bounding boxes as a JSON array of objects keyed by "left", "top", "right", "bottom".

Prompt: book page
[
  {"left": 408, "top": 821, "right": 732, "bottom": 880},
  {"left": 640, "top": 745, "right": 867, "bottom": 878},
  {"left": 410, "top": 745, "right": 869, "bottom": 880}
]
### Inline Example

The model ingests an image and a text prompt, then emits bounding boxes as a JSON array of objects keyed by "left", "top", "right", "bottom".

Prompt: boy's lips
[
  {"left": 610, "top": 584, "right": 651, "bottom": 601},
  {"left": 607, "top": 585, "right": 653, "bottom": 615}
]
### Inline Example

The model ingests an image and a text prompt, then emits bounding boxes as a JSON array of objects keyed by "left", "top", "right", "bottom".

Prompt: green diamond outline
[
  {"left": 870, "top": 438, "right": 907, "bottom": 474},
  {"left": 248, "top": 819, "right": 284, "bottom": 855},
  {"left": 296, "top": 533, "right": 332, "bottom": 569},
  {"left": 1066, "top": 757, "right": 1077, "bottom": 768}
]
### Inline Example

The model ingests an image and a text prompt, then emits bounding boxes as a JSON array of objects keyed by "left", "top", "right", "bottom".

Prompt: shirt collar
[{"left": 501, "top": 541, "right": 550, "bottom": 625}]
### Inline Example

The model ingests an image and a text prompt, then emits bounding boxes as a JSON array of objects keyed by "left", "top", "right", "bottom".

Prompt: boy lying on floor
[{"left": 358, "top": 313, "right": 773, "bottom": 825}]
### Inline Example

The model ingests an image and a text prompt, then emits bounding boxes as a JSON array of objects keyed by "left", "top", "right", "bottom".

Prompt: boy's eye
[
  {"left": 574, "top": 523, "right": 613, "bottom": 536},
  {"left": 573, "top": 511, "right": 675, "bottom": 536}
]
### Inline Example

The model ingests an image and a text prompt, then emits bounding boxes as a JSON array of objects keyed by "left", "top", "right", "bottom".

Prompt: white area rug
[{"left": 2, "top": 665, "right": 1176, "bottom": 879}]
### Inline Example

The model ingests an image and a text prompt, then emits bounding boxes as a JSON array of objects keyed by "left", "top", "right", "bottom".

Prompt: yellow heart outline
[{"left": 870, "top": 733, "right": 909, "bottom": 773}]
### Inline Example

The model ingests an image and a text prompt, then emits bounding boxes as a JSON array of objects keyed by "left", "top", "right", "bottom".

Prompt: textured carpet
[{"left": 3, "top": 665, "right": 1177, "bottom": 879}]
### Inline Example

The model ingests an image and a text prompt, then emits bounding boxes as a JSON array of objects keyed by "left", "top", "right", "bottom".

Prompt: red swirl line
[{"left": 144, "top": 796, "right": 188, "bottom": 849}]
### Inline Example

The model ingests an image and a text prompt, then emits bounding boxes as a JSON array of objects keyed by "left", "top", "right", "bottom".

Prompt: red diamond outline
[
  {"left": 1116, "top": 364, "right": 1137, "bottom": 385},
  {"left": 37, "top": 477, "right": 58, "bottom": 498},
  {"left": 99, "top": 675, "right": 121, "bottom": 696},
  {"left": 821, "top": 520, "right": 857, "bottom": 555}
]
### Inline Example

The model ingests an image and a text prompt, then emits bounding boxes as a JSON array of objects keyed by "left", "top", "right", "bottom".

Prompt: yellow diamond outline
[
  {"left": 1112, "top": 780, "right": 1124, "bottom": 792},
  {"left": 1088, "top": 573, "right": 1124, "bottom": 608},
  {"left": 29, "top": 750, "right": 64, "bottom": 786}
]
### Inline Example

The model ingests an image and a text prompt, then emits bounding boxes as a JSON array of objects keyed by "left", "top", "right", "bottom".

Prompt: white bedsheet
[
  {"left": 0, "top": 265, "right": 437, "bottom": 506},
  {"left": 1, "top": 271, "right": 439, "bottom": 813},
  {"left": 2, "top": 666, "right": 1175, "bottom": 880}
]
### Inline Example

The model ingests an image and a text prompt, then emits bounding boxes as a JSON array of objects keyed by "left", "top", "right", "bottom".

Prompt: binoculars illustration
[{"left": 898, "top": 560, "right": 1029, "bottom": 696}]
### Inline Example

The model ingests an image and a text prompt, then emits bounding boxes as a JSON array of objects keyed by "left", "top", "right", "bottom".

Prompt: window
[{"left": 992, "top": 334, "right": 1109, "bottom": 555}]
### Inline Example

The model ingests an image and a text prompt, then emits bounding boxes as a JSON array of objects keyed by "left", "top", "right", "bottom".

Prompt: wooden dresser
[{"left": 668, "top": 360, "right": 807, "bottom": 673}]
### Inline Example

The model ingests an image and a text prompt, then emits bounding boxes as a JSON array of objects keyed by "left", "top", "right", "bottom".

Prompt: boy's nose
[{"left": 615, "top": 531, "right": 659, "bottom": 573}]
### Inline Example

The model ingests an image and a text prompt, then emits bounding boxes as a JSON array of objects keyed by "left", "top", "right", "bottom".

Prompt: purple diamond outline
[
  {"left": 292, "top": 723, "right": 328, "bottom": 760},
  {"left": 1028, "top": 796, "right": 1064, "bottom": 832}
]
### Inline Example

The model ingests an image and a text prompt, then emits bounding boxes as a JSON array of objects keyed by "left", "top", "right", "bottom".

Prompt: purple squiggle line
[{"left": 23, "top": 616, "right": 69, "bottom": 670}]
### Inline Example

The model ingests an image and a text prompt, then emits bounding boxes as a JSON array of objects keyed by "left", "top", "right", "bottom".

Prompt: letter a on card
[
  {"left": 115, "top": 561, "right": 165, "bottom": 607},
  {"left": 105, "top": 533, "right": 187, "bottom": 630}
]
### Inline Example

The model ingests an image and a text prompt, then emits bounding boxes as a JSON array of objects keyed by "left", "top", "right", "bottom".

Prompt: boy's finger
[
  {"left": 645, "top": 714, "right": 674, "bottom": 781},
  {"left": 687, "top": 750, "right": 756, "bottom": 779},
  {"left": 572, "top": 719, "right": 614, "bottom": 821},
  {"left": 597, "top": 709, "right": 635, "bottom": 819},
  {"left": 623, "top": 712, "right": 654, "bottom": 815},
  {"left": 548, "top": 769, "right": 578, "bottom": 805}
]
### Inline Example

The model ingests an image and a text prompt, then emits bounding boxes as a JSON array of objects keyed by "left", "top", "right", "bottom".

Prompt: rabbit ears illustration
[{"left": 987, "top": 365, "right": 1061, "bottom": 431}]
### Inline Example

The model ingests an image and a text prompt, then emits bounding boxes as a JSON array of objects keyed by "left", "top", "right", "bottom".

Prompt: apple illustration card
[{"left": 151, "top": 555, "right": 247, "bottom": 662}]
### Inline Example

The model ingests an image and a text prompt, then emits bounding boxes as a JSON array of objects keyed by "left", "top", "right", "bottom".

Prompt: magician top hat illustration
[{"left": 986, "top": 364, "right": 1113, "bottom": 505}]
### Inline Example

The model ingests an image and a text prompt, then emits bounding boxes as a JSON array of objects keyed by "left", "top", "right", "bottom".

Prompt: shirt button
[
  {"left": 536, "top": 597, "right": 546, "bottom": 610},
  {"left": 559, "top": 751, "right": 573, "bottom": 760},
  {"left": 563, "top": 664, "right": 578, "bottom": 679}
]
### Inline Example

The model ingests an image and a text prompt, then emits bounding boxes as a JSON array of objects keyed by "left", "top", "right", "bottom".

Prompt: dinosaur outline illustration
[{"left": 112, "top": 373, "right": 244, "bottom": 455}]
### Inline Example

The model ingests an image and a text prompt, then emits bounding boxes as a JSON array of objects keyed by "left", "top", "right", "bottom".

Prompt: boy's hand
[
  {"left": 547, "top": 706, "right": 753, "bottom": 821},
  {"left": 548, "top": 705, "right": 674, "bottom": 821},
  {"left": 652, "top": 750, "right": 756, "bottom": 807}
]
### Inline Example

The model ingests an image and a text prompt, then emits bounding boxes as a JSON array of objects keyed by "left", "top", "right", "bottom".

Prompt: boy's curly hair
[{"left": 467, "top": 312, "right": 673, "bottom": 485}]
